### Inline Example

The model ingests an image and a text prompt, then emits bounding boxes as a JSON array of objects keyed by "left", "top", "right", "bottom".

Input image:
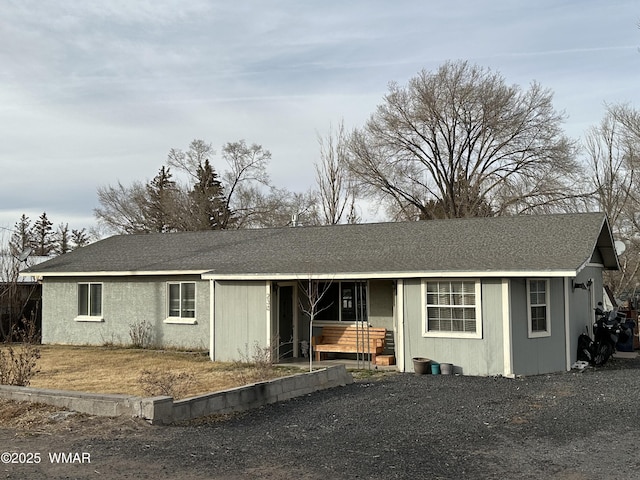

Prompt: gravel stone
[{"left": 4, "top": 357, "right": 640, "bottom": 479}]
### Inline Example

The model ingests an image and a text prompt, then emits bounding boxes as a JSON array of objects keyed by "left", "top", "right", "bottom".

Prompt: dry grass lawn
[{"left": 25, "top": 345, "right": 301, "bottom": 399}]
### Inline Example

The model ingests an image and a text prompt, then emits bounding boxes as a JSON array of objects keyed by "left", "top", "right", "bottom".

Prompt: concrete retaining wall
[
  {"left": 0, "top": 385, "right": 141, "bottom": 417},
  {"left": 139, "top": 365, "right": 353, "bottom": 424},
  {"left": 0, "top": 365, "right": 353, "bottom": 425}
]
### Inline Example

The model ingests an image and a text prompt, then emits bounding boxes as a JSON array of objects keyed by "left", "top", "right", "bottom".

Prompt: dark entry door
[{"left": 278, "top": 286, "right": 294, "bottom": 358}]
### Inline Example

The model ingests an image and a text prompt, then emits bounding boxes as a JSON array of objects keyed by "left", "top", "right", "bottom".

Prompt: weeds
[
  {"left": 230, "top": 341, "right": 277, "bottom": 384},
  {"left": 100, "top": 332, "right": 122, "bottom": 348},
  {"left": 0, "top": 318, "right": 41, "bottom": 387},
  {"left": 138, "top": 369, "right": 196, "bottom": 399},
  {"left": 129, "top": 319, "right": 153, "bottom": 349}
]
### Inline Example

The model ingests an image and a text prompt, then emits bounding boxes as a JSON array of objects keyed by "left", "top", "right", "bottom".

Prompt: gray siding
[
  {"left": 368, "top": 280, "right": 395, "bottom": 354},
  {"left": 510, "top": 278, "right": 566, "bottom": 376},
  {"left": 212, "top": 280, "right": 269, "bottom": 362},
  {"left": 567, "top": 266, "right": 604, "bottom": 365},
  {"left": 402, "top": 279, "right": 505, "bottom": 376},
  {"left": 41, "top": 276, "right": 209, "bottom": 350}
]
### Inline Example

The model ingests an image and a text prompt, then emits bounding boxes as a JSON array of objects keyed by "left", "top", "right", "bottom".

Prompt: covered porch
[
  {"left": 275, "top": 356, "right": 398, "bottom": 371},
  {"left": 270, "top": 278, "right": 398, "bottom": 367}
]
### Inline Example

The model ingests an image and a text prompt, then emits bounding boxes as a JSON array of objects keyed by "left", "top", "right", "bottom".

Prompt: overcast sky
[{"left": 0, "top": 0, "right": 638, "bottom": 233}]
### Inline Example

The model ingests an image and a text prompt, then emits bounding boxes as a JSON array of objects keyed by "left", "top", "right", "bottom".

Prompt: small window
[
  {"left": 167, "top": 282, "right": 196, "bottom": 322},
  {"left": 77, "top": 283, "right": 102, "bottom": 320},
  {"left": 423, "top": 280, "right": 482, "bottom": 338},
  {"left": 527, "top": 279, "right": 550, "bottom": 337}
]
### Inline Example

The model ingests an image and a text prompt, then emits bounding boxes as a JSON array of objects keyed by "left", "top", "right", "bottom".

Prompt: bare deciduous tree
[
  {"left": 221, "top": 140, "right": 272, "bottom": 228},
  {"left": 583, "top": 104, "right": 640, "bottom": 294},
  {"left": 347, "top": 60, "right": 580, "bottom": 220},
  {"left": 231, "top": 186, "right": 320, "bottom": 229},
  {"left": 583, "top": 105, "right": 638, "bottom": 229},
  {"left": 95, "top": 181, "right": 150, "bottom": 234},
  {"left": 315, "top": 121, "right": 359, "bottom": 225},
  {"left": 167, "top": 139, "right": 213, "bottom": 183},
  {"left": 298, "top": 277, "right": 334, "bottom": 372},
  {"left": 166, "top": 139, "right": 273, "bottom": 230}
]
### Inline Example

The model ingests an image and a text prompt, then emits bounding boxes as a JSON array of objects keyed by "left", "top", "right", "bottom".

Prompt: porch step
[{"left": 375, "top": 355, "right": 396, "bottom": 366}]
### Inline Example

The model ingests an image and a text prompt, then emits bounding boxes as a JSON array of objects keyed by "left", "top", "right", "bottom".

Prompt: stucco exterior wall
[
  {"left": 402, "top": 278, "right": 505, "bottom": 376},
  {"left": 212, "top": 280, "right": 269, "bottom": 362},
  {"left": 41, "top": 276, "right": 210, "bottom": 350}
]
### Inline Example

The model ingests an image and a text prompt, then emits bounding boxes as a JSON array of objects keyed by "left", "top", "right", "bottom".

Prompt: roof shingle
[{"left": 23, "top": 213, "right": 617, "bottom": 278}]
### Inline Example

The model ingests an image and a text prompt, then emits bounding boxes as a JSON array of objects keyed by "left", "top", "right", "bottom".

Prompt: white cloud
[{"left": 1, "top": 0, "right": 639, "bottom": 230}]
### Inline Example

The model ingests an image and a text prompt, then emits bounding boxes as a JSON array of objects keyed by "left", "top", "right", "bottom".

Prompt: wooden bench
[{"left": 312, "top": 325, "right": 386, "bottom": 363}]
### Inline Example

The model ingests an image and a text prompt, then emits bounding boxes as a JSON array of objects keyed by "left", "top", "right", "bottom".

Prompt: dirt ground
[
  {"left": 27, "top": 345, "right": 298, "bottom": 399},
  {"left": 2, "top": 357, "right": 640, "bottom": 479}
]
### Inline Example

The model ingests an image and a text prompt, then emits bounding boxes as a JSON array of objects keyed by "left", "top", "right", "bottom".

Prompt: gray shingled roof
[{"left": 22, "top": 213, "right": 618, "bottom": 278}]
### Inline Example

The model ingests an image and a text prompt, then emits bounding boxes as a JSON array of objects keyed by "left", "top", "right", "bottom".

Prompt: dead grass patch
[{"left": 27, "top": 345, "right": 300, "bottom": 399}]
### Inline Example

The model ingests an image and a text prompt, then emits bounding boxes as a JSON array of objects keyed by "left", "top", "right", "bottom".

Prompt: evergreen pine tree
[
  {"left": 9, "top": 214, "right": 32, "bottom": 257},
  {"left": 190, "top": 159, "right": 232, "bottom": 230},
  {"left": 31, "top": 212, "right": 55, "bottom": 256},
  {"left": 71, "top": 228, "right": 90, "bottom": 249},
  {"left": 145, "top": 166, "right": 178, "bottom": 233},
  {"left": 55, "top": 223, "right": 71, "bottom": 254}
]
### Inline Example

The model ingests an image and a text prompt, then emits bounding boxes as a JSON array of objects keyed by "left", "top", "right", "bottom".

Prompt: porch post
[
  {"left": 209, "top": 279, "right": 215, "bottom": 361},
  {"left": 396, "top": 279, "right": 405, "bottom": 372},
  {"left": 293, "top": 282, "right": 299, "bottom": 357},
  {"left": 501, "top": 279, "right": 514, "bottom": 377},
  {"left": 564, "top": 277, "right": 571, "bottom": 371},
  {"left": 265, "top": 281, "right": 272, "bottom": 351}
]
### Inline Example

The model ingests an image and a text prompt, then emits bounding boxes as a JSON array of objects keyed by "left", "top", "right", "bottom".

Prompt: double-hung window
[
  {"left": 76, "top": 283, "right": 103, "bottom": 321},
  {"left": 166, "top": 282, "right": 196, "bottom": 323},
  {"left": 423, "top": 280, "right": 482, "bottom": 338},
  {"left": 527, "top": 279, "right": 550, "bottom": 337}
]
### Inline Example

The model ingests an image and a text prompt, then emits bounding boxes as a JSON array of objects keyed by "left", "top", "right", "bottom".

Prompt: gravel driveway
[{"left": 3, "top": 357, "right": 640, "bottom": 479}]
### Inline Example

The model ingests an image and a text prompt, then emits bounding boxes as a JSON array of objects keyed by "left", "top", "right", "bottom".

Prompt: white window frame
[
  {"left": 165, "top": 281, "right": 197, "bottom": 324},
  {"left": 527, "top": 278, "right": 551, "bottom": 338},
  {"left": 422, "top": 279, "right": 482, "bottom": 339},
  {"left": 75, "top": 282, "right": 104, "bottom": 322}
]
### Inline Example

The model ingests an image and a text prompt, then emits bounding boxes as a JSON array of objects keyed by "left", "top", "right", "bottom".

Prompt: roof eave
[
  {"left": 201, "top": 270, "right": 580, "bottom": 281},
  {"left": 19, "top": 270, "right": 210, "bottom": 278},
  {"left": 594, "top": 215, "right": 621, "bottom": 271}
]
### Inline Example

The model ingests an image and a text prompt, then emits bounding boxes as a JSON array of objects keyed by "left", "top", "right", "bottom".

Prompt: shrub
[
  {"left": 0, "top": 318, "right": 41, "bottom": 386},
  {"left": 129, "top": 319, "right": 153, "bottom": 349}
]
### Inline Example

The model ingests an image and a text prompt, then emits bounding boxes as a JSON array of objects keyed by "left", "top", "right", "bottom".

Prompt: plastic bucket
[
  {"left": 412, "top": 357, "right": 431, "bottom": 375},
  {"left": 440, "top": 363, "right": 453, "bottom": 375},
  {"left": 431, "top": 362, "right": 440, "bottom": 375}
]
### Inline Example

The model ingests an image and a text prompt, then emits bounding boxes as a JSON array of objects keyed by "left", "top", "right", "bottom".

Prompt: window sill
[
  {"left": 528, "top": 331, "right": 551, "bottom": 339},
  {"left": 422, "top": 332, "right": 482, "bottom": 340},
  {"left": 164, "top": 318, "right": 197, "bottom": 325},
  {"left": 74, "top": 316, "right": 104, "bottom": 323}
]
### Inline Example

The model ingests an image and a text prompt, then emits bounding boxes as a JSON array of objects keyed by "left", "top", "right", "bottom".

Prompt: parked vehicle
[{"left": 577, "top": 302, "right": 631, "bottom": 366}]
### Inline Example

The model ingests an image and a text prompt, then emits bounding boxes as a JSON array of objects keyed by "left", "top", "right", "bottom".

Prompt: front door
[{"left": 278, "top": 285, "right": 295, "bottom": 359}]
